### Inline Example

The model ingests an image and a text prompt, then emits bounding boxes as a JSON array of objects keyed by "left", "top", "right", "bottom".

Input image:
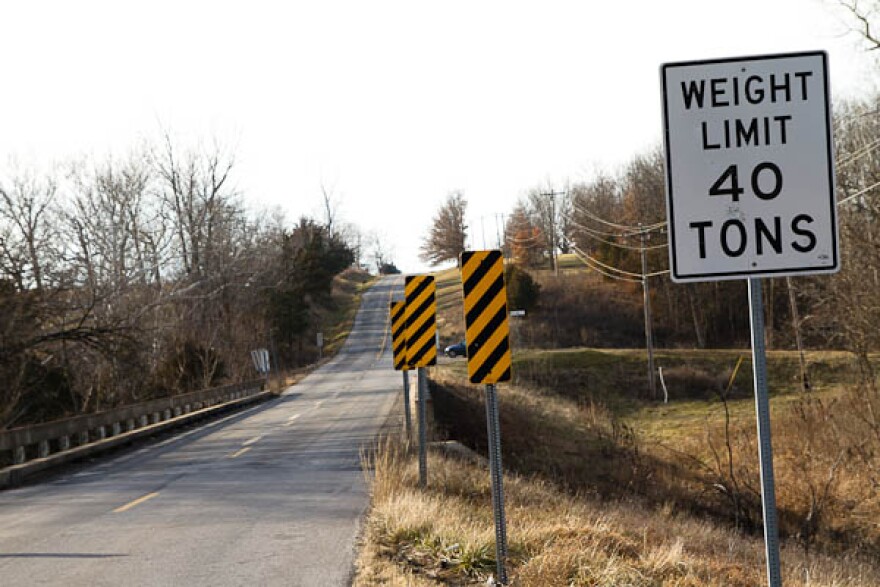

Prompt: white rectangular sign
[
  {"left": 250, "top": 348, "right": 270, "bottom": 375},
  {"left": 661, "top": 51, "right": 838, "bottom": 282}
]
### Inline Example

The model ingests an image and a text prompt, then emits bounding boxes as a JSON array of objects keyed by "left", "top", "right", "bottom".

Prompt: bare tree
[
  {"left": 526, "top": 184, "right": 561, "bottom": 268},
  {"left": 839, "top": 1, "right": 880, "bottom": 50},
  {"left": 0, "top": 166, "right": 58, "bottom": 291},
  {"left": 567, "top": 172, "right": 622, "bottom": 256},
  {"left": 419, "top": 191, "right": 468, "bottom": 267},
  {"left": 619, "top": 148, "right": 666, "bottom": 227},
  {"left": 151, "top": 133, "right": 237, "bottom": 277},
  {"left": 320, "top": 181, "right": 341, "bottom": 237},
  {"left": 65, "top": 152, "right": 157, "bottom": 293},
  {"left": 367, "top": 230, "right": 395, "bottom": 274},
  {"left": 337, "top": 221, "right": 364, "bottom": 269},
  {"left": 814, "top": 96, "right": 880, "bottom": 385}
]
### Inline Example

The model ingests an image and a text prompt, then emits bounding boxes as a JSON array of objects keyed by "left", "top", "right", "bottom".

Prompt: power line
[
  {"left": 505, "top": 232, "right": 542, "bottom": 244},
  {"left": 645, "top": 267, "right": 671, "bottom": 278},
  {"left": 574, "top": 245, "right": 643, "bottom": 278},
  {"left": 838, "top": 179, "right": 880, "bottom": 205},
  {"left": 569, "top": 220, "right": 669, "bottom": 251},
  {"left": 566, "top": 212, "right": 637, "bottom": 238},
  {"left": 571, "top": 247, "right": 642, "bottom": 283},
  {"left": 836, "top": 136, "right": 880, "bottom": 169},
  {"left": 570, "top": 203, "right": 666, "bottom": 234},
  {"left": 571, "top": 243, "right": 670, "bottom": 278}
]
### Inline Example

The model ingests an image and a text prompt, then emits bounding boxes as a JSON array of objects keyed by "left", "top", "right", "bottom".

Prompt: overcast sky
[{"left": 1, "top": 0, "right": 876, "bottom": 273}]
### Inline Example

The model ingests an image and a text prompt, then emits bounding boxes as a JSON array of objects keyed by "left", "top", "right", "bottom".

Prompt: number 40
[{"left": 709, "top": 162, "right": 783, "bottom": 202}]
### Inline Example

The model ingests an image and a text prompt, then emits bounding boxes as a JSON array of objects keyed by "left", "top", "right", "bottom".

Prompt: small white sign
[
  {"left": 250, "top": 348, "right": 270, "bottom": 375},
  {"left": 509, "top": 310, "right": 526, "bottom": 317},
  {"left": 661, "top": 51, "right": 838, "bottom": 282},
  {"left": 317, "top": 332, "right": 324, "bottom": 348}
]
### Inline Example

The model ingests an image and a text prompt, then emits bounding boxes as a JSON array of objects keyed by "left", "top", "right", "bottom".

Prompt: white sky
[{"left": 0, "top": 0, "right": 876, "bottom": 273}]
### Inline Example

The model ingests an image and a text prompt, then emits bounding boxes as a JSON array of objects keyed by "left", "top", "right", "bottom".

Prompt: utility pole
[
  {"left": 639, "top": 226, "right": 657, "bottom": 400},
  {"left": 498, "top": 213, "right": 507, "bottom": 259},
  {"left": 785, "top": 276, "right": 810, "bottom": 392},
  {"left": 540, "top": 190, "right": 565, "bottom": 276}
]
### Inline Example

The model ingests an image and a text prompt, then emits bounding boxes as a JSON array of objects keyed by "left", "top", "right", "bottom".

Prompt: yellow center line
[
  {"left": 242, "top": 435, "right": 262, "bottom": 446},
  {"left": 228, "top": 446, "right": 251, "bottom": 459},
  {"left": 113, "top": 491, "right": 160, "bottom": 513}
]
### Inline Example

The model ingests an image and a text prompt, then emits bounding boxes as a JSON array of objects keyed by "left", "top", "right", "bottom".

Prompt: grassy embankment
[{"left": 356, "top": 262, "right": 880, "bottom": 585}]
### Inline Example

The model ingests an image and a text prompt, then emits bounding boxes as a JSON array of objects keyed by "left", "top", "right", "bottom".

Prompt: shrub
[{"left": 505, "top": 264, "right": 540, "bottom": 313}]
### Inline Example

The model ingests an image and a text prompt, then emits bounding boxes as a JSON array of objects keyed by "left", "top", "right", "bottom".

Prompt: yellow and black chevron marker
[
  {"left": 404, "top": 275, "right": 437, "bottom": 367},
  {"left": 390, "top": 300, "right": 409, "bottom": 371},
  {"left": 460, "top": 250, "right": 512, "bottom": 384}
]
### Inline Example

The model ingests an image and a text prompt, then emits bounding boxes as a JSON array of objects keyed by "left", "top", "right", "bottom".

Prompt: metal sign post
[
  {"left": 485, "top": 383, "right": 509, "bottom": 585},
  {"left": 748, "top": 278, "right": 782, "bottom": 587},
  {"left": 402, "top": 372, "right": 412, "bottom": 440},
  {"left": 390, "top": 300, "right": 413, "bottom": 440},
  {"left": 417, "top": 368, "right": 428, "bottom": 488},
  {"left": 460, "top": 250, "right": 513, "bottom": 585},
  {"left": 404, "top": 275, "right": 437, "bottom": 489}
]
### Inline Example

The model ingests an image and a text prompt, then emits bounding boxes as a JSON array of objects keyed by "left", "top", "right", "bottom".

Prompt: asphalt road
[{"left": 0, "top": 275, "right": 405, "bottom": 586}]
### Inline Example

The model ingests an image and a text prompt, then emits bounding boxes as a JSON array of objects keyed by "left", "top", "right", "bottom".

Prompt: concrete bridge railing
[{"left": 0, "top": 379, "right": 270, "bottom": 487}]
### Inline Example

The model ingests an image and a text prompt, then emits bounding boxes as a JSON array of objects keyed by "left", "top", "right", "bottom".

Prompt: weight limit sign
[
  {"left": 460, "top": 250, "right": 512, "bottom": 384},
  {"left": 661, "top": 51, "right": 838, "bottom": 282}
]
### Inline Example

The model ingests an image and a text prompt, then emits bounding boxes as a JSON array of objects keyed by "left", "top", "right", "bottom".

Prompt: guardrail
[{"left": 0, "top": 379, "right": 268, "bottom": 487}]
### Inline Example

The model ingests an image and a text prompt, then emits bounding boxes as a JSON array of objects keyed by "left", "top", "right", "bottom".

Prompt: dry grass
[
  {"left": 356, "top": 437, "right": 880, "bottom": 586},
  {"left": 434, "top": 266, "right": 465, "bottom": 347},
  {"left": 497, "top": 348, "right": 880, "bottom": 553},
  {"left": 428, "top": 371, "right": 641, "bottom": 497},
  {"left": 376, "top": 266, "right": 880, "bottom": 582},
  {"left": 354, "top": 347, "right": 880, "bottom": 585},
  {"left": 658, "top": 386, "right": 880, "bottom": 553}
]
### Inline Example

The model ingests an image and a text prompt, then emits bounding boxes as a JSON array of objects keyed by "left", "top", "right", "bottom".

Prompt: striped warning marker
[
  {"left": 404, "top": 275, "right": 437, "bottom": 367},
  {"left": 460, "top": 250, "right": 512, "bottom": 384},
  {"left": 390, "top": 300, "right": 410, "bottom": 371}
]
